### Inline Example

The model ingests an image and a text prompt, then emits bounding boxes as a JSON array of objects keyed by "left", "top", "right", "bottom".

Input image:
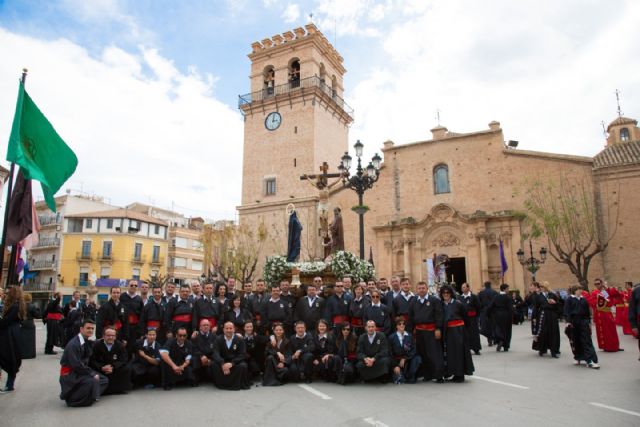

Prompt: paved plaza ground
[{"left": 0, "top": 323, "right": 638, "bottom": 427}]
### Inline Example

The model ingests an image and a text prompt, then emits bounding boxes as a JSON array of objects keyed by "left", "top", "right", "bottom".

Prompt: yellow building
[{"left": 59, "top": 209, "right": 169, "bottom": 302}]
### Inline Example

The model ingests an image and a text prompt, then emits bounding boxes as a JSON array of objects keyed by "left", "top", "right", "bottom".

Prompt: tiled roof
[{"left": 593, "top": 140, "right": 640, "bottom": 169}]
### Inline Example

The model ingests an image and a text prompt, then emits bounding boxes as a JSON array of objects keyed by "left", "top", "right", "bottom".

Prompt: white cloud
[
  {"left": 346, "top": 0, "right": 640, "bottom": 160},
  {"left": 0, "top": 27, "right": 243, "bottom": 220},
  {"left": 282, "top": 3, "right": 301, "bottom": 23}
]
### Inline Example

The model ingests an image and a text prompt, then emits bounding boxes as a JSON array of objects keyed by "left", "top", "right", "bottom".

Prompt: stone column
[
  {"left": 476, "top": 229, "right": 489, "bottom": 283},
  {"left": 403, "top": 238, "right": 411, "bottom": 279}
]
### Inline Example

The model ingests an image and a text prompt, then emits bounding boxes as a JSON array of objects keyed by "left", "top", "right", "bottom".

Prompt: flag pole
[{"left": 0, "top": 68, "right": 28, "bottom": 288}]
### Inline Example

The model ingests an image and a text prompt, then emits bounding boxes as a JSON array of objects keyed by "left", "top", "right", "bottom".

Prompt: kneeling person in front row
[
  {"left": 160, "top": 327, "right": 195, "bottom": 390},
  {"left": 89, "top": 327, "right": 132, "bottom": 394},
  {"left": 211, "top": 321, "right": 251, "bottom": 390},
  {"left": 191, "top": 319, "right": 216, "bottom": 385},
  {"left": 289, "top": 321, "right": 315, "bottom": 383},
  {"left": 130, "top": 328, "right": 161, "bottom": 388},
  {"left": 388, "top": 317, "right": 421, "bottom": 384},
  {"left": 356, "top": 320, "right": 390, "bottom": 382},
  {"left": 59, "top": 320, "right": 109, "bottom": 407}
]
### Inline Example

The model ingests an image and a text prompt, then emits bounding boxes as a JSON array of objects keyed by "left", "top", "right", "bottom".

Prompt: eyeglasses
[
  {"left": 336, "top": 285, "right": 344, "bottom": 288},
  {"left": 372, "top": 296, "right": 380, "bottom": 299},
  {"left": 130, "top": 285, "right": 138, "bottom": 288}
]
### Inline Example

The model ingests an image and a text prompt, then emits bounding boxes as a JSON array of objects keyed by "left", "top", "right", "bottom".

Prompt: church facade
[{"left": 237, "top": 25, "right": 640, "bottom": 293}]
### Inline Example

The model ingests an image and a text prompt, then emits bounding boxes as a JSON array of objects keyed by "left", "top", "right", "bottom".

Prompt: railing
[
  {"left": 23, "top": 282, "right": 55, "bottom": 292},
  {"left": 30, "top": 259, "right": 56, "bottom": 270},
  {"left": 132, "top": 255, "right": 146, "bottom": 264},
  {"left": 38, "top": 215, "right": 61, "bottom": 226},
  {"left": 151, "top": 256, "right": 164, "bottom": 266},
  {"left": 99, "top": 252, "right": 113, "bottom": 261},
  {"left": 76, "top": 252, "right": 92, "bottom": 261},
  {"left": 74, "top": 279, "right": 90, "bottom": 286},
  {"left": 34, "top": 237, "right": 60, "bottom": 248},
  {"left": 238, "top": 75, "right": 354, "bottom": 117}
]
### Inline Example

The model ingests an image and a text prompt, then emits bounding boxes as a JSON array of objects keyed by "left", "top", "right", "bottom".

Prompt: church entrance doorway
[{"left": 446, "top": 257, "right": 467, "bottom": 292}]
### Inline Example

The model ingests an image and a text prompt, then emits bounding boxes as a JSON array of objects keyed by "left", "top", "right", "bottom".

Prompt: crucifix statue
[{"left": 300, "top": 162, "right": 344, "bottom": 258}]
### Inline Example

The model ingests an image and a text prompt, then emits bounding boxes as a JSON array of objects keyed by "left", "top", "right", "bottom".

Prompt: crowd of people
[{"left": 0, "top": 275, "right": 638, "bottom": 406}]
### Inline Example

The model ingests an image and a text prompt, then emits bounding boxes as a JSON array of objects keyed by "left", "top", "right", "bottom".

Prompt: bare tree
[{"left": 520, "top": 172, "right": 619, "bottom": 289}]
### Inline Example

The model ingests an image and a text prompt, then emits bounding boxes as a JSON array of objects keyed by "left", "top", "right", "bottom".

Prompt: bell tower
[{"left": 237, "top": 24, "right": 353, "bottom": 262}]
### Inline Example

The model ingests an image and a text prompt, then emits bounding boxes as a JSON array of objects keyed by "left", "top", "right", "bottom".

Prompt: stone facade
[{"left": 238, "top": 26, "right": 640, "bottom": 293}]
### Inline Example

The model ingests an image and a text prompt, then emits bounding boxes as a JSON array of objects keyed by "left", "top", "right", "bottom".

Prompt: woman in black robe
[
  {"left": 43, "top": 292, "right": 65, "bottom": 354},
  {"left": 262, "top": 324, "right": 291, "bottom": 386},
  {"left": 312, "top": 319, "right": 339, "bottom": 381},
  {"left": 534, "top": 284, "right": 561, "bottom": 358},
  {"left": 215, "top": 283, "right": 230, "bottom": 319},
  {"left": 21, "top": 293, "right": 40, "bottom": 360},
  {"left": 488, "top": 284, "right": 514, "bottom": 351},
  {"left": 512, "top": 292, "right": 525, "bottom": 324},
  {"left": 225, "top": 295, "right": 253, "bottom": 333},
  {"left": 243, "top": 321, "right": 268, "bottom": 379},
  {"left": 334, "top": 323, "right": 357, "bottom": 385},
  {"left": 0, "top": 286, "right": 25, "bottom": 392},
  {"left": 440, "top": 285, "right": 474, "bottom": 382},
  {"left": 349, "top": 284, "right": 369, "bottom": 336}
]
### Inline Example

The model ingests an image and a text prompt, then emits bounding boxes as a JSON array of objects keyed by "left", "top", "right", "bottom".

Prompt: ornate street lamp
[
  {"left": 340, "top": 140, "right": 381, "bottom": 259},
  {"left": 517, "top": 240, "right": 547, "bottom": 281}
]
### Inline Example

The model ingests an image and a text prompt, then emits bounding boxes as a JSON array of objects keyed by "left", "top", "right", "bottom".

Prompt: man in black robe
[
  {"left": 63, "top": 291, "right": 83, "bottom": 318},
  {"left": 159, "top": 327, "right": 195, "bottom": 390},
  {"left": 191, "top": 319, "right": 216, "bottom": 385},
  {"left": 212, "top": 321, "right": 251, "bottom": 390},
  {"left": 139, "top": 285, "right": 166, "bottom": 342},
  {"left": 488, "top": 284, "right": 514, "bottom": 352},
  {"left": 130, "top": 329, "right": 161, "bottom": 388},
  {"left": 478, "top": 281, "right": 498, "bottom": 346},
  {"left": 409, "top": 281, "right": 444, "bottom": 382},
  {"left": 294, "top": 283, "right": 325, "bottom": 331},
  {"left": 356, "top": 320, "right": 391, "bottom": 382},
  {"left": 164, "top": 284, "right": 195, "bottom": 337},
  {"left": 161, "top": 281, "right": 177, "bottom": 308},
  {"left": 460, "top": 283, "right": 482, "bottom": 355},
  {"left": 263, "top": 284, "right": 291, "bottom": 334},
  {"left": 96, "top": 286, "right": 129, "bottom": 343},
  {"left": 43, "top": 292, "right": 64, "bottom": 355},
  {"left": 391, "top": 278, "right": 414, "bottom": 325},
  {"left": 325, "top": 281, "right": 353, "bottom": 330},
  {"left": 120, "top": 280, "right": 144, "bottom": 354},
  {"left": 363, "top": 291, "right": 392, "bottom": 335},
  {"left": 59, "top": 320, "right": 108, "bottom": 407},
  {"left": 440, "top": 285, "right": 474, "bottom": 382},
  {"left": 279, "top": 280, "right": 297, "bottom": 335},
  {"left": 289, "top": 321, "right": 315, "bottom": 383},
  {"left": 248, "top": 279, "right": 268, "bottom": 334},
  {"left": 192, "top": 282, "right": 222, "bottom": 335},
  {"left": 89, "top": 327, "right": 132, "bottom": 394},
  {"left": 534, "top": 285, "right": 561, "bottom": 357}
]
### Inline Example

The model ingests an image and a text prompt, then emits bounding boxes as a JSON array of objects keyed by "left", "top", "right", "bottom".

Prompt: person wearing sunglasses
[
  {"left": 356, "top": 320, "right": 391, "bottom": 383},
  {"left": 335, "top": 323, "right": 358, "bottom": 385},
  {"left": 388, "top": 317, "right": 421, "bottom": 384},
  {"left": 159, "top": 327, "right": 195, "bottom": 390},
  {"left": 325, "top": 280, "right": 353, "bottom": 331},
  {"left": 121, "top": 280, "right": 144, "bottom": 355},
  {"left": 440, "top": 284, "right": 474, "bottom": 383},
  {"left": 363, "top": 291, "right": 391, "bottom": 335},
  {"left": 409, "top": 281, "right": 444, "bottom": 383}
]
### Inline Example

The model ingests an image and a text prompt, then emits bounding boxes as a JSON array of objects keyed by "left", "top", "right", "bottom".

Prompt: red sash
[
  {"left": 60, "top": 365, "right": 72, "bottom": 376},
  {"left": 447, "top": 320, "right": 465, "bottom": 328},
  {"left": 202, "top": 317, "right": 217, "bottom": 328},
  {"left": 375, "top": 327, "right": 383, "bottom": 332},
  {"left": 254, "top": 314, "right": 261, "bottom": 322},
  {"left": 332, "top": 315, "right": 349, "bottom": 325},
  {"left": 398, "top": 314, "right": 409, "bottom": 322},
  {"left": 104, "top": 320, "right": 123, "bottom": 330},
  {"left": 128, "top": 313, "right": 139, "bottom": 325},
  {"left": 347, "top": 352, "right": 357, "bottom": 361},
  {"left": 350, "top": 317, "right": 364, "bottom": 327},
  {"left": 173, "top": 314, "right": 192, "bottom": 323},
  {"left": 146, "top": 320, "right": 161, "bottom": 329},
  {"left": 47, "top": 313, "right": 63, "bottom": 321},
  {"left": 414, "top": 323, "right": 436, "bottom": 331},
  {"left": 467, "top": 310, "right": 477, "bottom": 317}
]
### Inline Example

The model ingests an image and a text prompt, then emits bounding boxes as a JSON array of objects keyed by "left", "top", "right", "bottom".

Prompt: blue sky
[{"left": 0, "top": 0, "right": 638, "bottom": 220}]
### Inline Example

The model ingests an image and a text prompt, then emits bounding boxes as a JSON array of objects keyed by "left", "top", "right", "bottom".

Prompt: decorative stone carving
[
  {"left": 432, "top": 232, "right": 460, "bottom": 247},
  {"left": 432, "top": 204, "right": 454, "bottom": 221}
]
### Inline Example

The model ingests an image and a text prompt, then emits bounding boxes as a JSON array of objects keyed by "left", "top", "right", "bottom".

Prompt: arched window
[
  {"left": 289, "top": 59, "right": 300, "bottom": 88},
  {"left": 263, "top": 66, "right": 275, "bottom": 96},
  {"left": 433, "top": 164, "right": 450, "bottom": 194},
  {"left": 319, "top": 63, "right": 326, "bottom": 88},
  {"left": 620, "top": 127, "right": 630, "bottom": 142},
  {"left": 331, "top": 75, "right": 337, "bottom": 99}
]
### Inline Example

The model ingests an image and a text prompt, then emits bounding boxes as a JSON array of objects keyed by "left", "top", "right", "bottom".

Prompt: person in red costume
[
  {"left": 618, "top": 282, "right": 633, "bottom": 336},
  {"left": 588, "top": 279, "right": 623, "bottom": 352}
]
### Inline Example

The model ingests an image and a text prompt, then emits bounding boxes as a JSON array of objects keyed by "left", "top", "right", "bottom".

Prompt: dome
[{"left": 606, "top": 116, "right": 637, "bottom": 132}]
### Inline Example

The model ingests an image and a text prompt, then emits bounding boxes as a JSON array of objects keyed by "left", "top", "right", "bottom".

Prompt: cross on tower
[{"left": 615, "top": 89, "right": 623, "bottom": 117}]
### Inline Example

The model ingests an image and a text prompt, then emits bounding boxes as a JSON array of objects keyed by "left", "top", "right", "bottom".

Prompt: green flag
[{"left": 6, "top": 81, "right": 78, "bottom": 212}]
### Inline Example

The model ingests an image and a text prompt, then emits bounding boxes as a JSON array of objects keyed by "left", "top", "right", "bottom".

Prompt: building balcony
[
  {"left": 132, "top": 255, "right": 146, "bottom": 264},
  {"left": 32, "top": 237, "right": 60, "bottom": 249},
  {"left": 76, "top": 252, "right": 92, "bottom": 262},
  {"left": 151, "top": 256, "right": 164, "bottom": 266},
  {"left": 238, "top": 75, "right": 354, "bottom": 119},
  {"left": 30, "top": 259, "right": 56, "bottom": 270},
  {"left": 99, "top": 252, "right": 113, "bottom": 262},
  {"left": 38, "top": 215, "right": 61, "bottom": 227},
  {"left": 23, "top": 282, "right": 55, "bottom": 292},
  {"left": 73, "top": 279, "right": 90, "bottom": 287}
]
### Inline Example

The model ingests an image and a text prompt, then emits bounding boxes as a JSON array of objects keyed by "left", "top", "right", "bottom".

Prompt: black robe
[
  {"left": 388, "top": 331, "right": 421, "bottom": 383},
  {"left": 89, "top": 339, "right": 132, "bottom": 394},
  {"left": 363, "top": 304, "right": 392, "bottom": 335},
  {"left": 21, "top": 303, "right": 40, "bottom": 359},
  {"left": 160, "top": 339, "right": 195, "bottom": 387},
  {"left": 289, "top": 333, "right": 315, "bottom": 382},
  {"left": 535, "top": 292, "right": 561, "bottom": 355},
  {"left": 120, "top": 293, "right": 144, "bottom": 352},
  {"left": 139, "top": 298, "right": 165, "bottom": 341},
  {"left": 63, "top": 309, "right": 83, "bottom": 347},
  {"left": 488, "top": 293, "right": 513, "bottom": 350},
  {"left": 294, "top": 296, "right": 325, "bottom": 332},
  {"left": 564, "top": 296, "right": 598, "bottom": 364},
  {"left": 212, "top": 335, "right": 250, "bottom": 390},
  {"left": 324, "top": 293, "right": 353, "bottom": 328},
  {"left": 460, "top": 293, "right": 482, "bottom": 353},
  {"left": 43, "top": 297, "right": 64, "bottom": 351},
  {"left": 478, "top": 287, "right": 498, "bottom": 342},
  {"left": 243, "top": 333, "right": 268, "bottom": 376},
  {"left": 262, "top": 338, "right": 291, "bottom": 386},
  {"left": 0, "top": 303, "right": 22, "bottom": 375},
  {"left": 59, "top": 335, "right": 108, "bottom": 407},
  {"left": 356, "top": 332, "right": 390, "bottom": 381},
  {"left": 348, "top": 297, "right": 369, "bottom": 335},
  {"left": 409, "top": 296, "right": 444, "bottom": 380},
  {"left": 193, "top": 297, "right": 223, "bottom": 333},
  {"left": 164, "top": 298, "right": 195, "bottom": 336},
  {"left": 442, "top": 299, "right": 474, "bottom": 378},
  {"left": 191, "top": 331, "right": 216, "bottom": 381},
  {"left": 262, "top": 299, "right": 291, "bottom": 334},
  {"left": 312, "top": 332, "right": 339, "bottom": 381},
  {"left": 334, "top": 334, "right": 357, "bottom": 384},
  {"left": 130, "top": 338, "right": 161, "bottom": 386},
  {"left": 392, "top": 293, "right": 414, "bottom": 323},
  {"left": 96, "top": 299, "right": 129, "bottom": 342},
  {"left": 224, "top": 308, "right": 253, "bottom": 333}
]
